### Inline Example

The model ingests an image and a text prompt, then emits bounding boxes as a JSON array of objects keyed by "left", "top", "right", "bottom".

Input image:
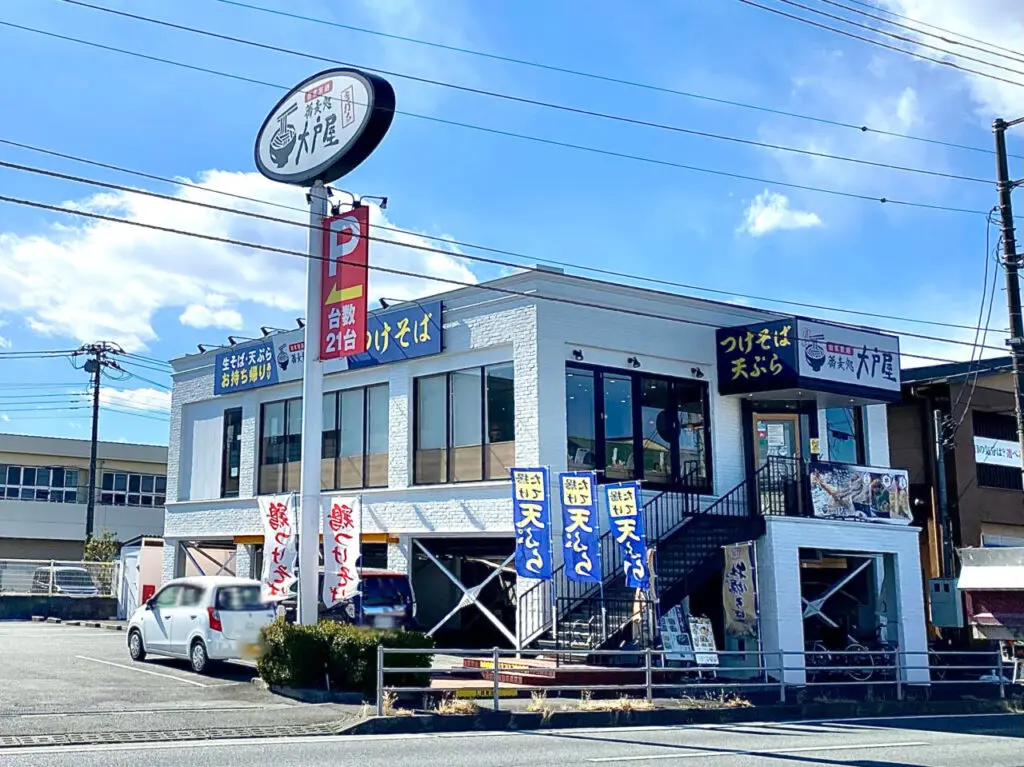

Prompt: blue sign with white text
[
  {"left": 559, "top": 471, "right": 601, "bottom": 584},
  {"left": 214, "top": 341, "right": 279, "bottom": 395},
  {"left": 512, "top": 467, "right": 553, "bottom": 580},
  {"left": 604, "top": 481, "right": 649, "bottom": 590}
]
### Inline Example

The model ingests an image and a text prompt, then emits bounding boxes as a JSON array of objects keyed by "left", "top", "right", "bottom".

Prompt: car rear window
[
  {"left": 362, "top": 575, "right": 412, "bottom": 607},
  {"left": 216, "top": 585, "right": 265, "bottom": 611},
  {"left": 56, "top": 570, "right": 94, "bottom": 587}
]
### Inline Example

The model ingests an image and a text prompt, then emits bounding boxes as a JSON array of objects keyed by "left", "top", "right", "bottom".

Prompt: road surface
[{"left": 3, "top": 713, "right": 1021, "bottom": 765}]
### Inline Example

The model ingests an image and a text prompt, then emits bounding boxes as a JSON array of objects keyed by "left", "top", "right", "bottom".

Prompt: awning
[{"left": 956, "top": 547, "right": 1024, "bottom": 590}]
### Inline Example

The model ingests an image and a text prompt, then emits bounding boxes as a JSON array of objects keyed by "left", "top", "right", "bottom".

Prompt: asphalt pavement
[
  {"left": 0, "top": 622, "right": 361, "bottom": 738},
  {"left": 3, "top": 713, "right": 1022, "bottom": 766}
]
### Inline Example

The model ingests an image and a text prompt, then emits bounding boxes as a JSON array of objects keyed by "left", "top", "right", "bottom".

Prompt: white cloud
[
  {"left": 99, "top": 387, "right": 171, "bottom": 413},
  {"left": 739, "top": 191, "right": 823, "bottom": 236},
  {"left": 179, "top": 304, "right": 244, "bottom": 330},
  {"left": 0, "top": 335, "right": 10, "bottom": 349},
  {"left": 0, "top": 171, "right": 478, "bottom": 351},
  {"left": 1, "top": 414, "right": 9, "bottom": 423},
  {"left": 877, "top": 1, "right": 1024, "bottom": 120}
]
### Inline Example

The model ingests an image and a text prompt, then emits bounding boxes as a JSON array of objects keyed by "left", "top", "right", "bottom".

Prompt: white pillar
[{"left": 298, "top": 180, "right": 329, "bottom": 625}]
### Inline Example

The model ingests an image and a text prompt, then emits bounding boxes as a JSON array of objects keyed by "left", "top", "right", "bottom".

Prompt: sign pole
[{"left": 297, "top": 179, "right": 330, "bottom": 626}]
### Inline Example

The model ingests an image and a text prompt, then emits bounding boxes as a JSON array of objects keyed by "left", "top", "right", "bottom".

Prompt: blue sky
[{"left": 0, "top": 0, "right": 1021, "bottom": 445}]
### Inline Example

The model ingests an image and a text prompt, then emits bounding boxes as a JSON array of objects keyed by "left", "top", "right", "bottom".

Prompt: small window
[
  {"left": 101, "top": 492, "right": 114, "bottom": 505},
  {"left": 216, "top": 585, "right": 263, "bottom": 611},
  {"left": 153, "top": 585, "right": 182, "bottom": 608},
  {"left": 35, "top": 468, "right": 50, "bottom": 487},
  {"left": 113, "top": 473, "right": 127, "bottom": 492},
  {"left": 127, "top": 494, "right": 141, "bottom": 506},
  {"left": 825, "top": 407, "right": 863, "bottom": 464},
  {"left": 221, "top": 407, "right": 243, "bottom": 498},
  {"left": 51, "top": 468, "right": 65, "bottom": 488},
  {"left": 6, "top": 466, "right": 20, "bottom": 485},
  {"left": 154, "top": 476, "right": 166, "bottom": 494},
  {"left": 128, "top": 475, "right": 141, "bottom": 493},
  {"left": 23, "top": 468, "right": 36, "bottom": 486},
  {"left": 141, "top": 475, "right": 154, "bottom": 493},
  {"left": 179, "top": 585, "right": 205, "bottom": 608},
  {"left": 66, "top": 471, "right": 79, "bottom": 488},
  {"left": 101, "top": 472, "right": 114, "bottom": 491}
]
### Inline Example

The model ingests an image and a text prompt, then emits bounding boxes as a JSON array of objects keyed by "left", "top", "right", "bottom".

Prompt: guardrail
[
  {"left": 0, "top": 558, "right": 116, "bottom": 598},
  {"left": 375, "top": 646, "right": 1017, "bottom": 715}
]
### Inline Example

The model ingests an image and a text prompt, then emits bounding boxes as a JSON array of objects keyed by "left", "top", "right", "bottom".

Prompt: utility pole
[
  {"left": 933, "top": 409, "right": 954, "bottom": 579},
  {"left": 993, "top": 117, "right": 1024, "bottom": 486},
  {"left": 78, "top": 342, "right": 122, "bottom": 541}
]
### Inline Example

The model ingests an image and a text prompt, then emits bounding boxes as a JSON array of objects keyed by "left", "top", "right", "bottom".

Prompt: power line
[
  {"left": 0, "top": 190, "right": 985, "bottom": 367},
  {"left": 1, "top": 156, "right": 1007, "bottom": 357},
  {"left": 774, "top": 0, "right": 1024, "bottom": 78},
  {"left": 0, "top": 136, "right": 1010, "bottom": 335},
  {"left": 40, "top": 5, "right": 995, "bottom": 185},
  {"left": 122, "top": 352, "right": 171, "bottom": 368},
  {"left": 815, "top": 0, "right": 1024, "bottom": 66},
  {"left": 0, "top": 382, "right": 86, "bottom": 388},
  {"left": 842, "top": 0, "right": 1024, "bottom": 62},
  {"left": 212, "top": 0, "right": 1015, "bottom": 159},
  {"left": 735, "top": 0, "right": 1024, "bottom": 89},
  {"left": 0, "top": 349, "right": 77, "bottom": 358}
]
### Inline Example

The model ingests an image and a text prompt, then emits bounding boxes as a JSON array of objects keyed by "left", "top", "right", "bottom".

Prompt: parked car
[
  {"left": 126, "top": 576, "right": 275, "bottom": 673},
  {"left": 30, "top": 566, "right": 99, "bottom": 597},
  {"left": 280, "top": 568, "right": 417, "bottom": 630}
]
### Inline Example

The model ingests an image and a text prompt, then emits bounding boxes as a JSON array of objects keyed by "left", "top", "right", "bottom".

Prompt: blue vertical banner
[
  {"left": 604, "top": 481, "right": 650, "bottom": 590},
  {"left": 559, "top": 471, "right": 601, "bottom": 584},
  {"left": 511, "top": 467, "right": 553, "bottom": 579}
]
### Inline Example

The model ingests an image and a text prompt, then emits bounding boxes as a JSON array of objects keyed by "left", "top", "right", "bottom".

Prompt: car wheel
[
  {"left": 190, "top": 639, "right": 209, "bottom": 674},
  {"left": 128, "top": 629, "right": 147, "bottom": 662}
]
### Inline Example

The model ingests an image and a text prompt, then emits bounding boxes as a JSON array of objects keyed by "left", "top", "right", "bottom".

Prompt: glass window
[
  {"left": 153, "top": 585, "right": 181, "bottom": 608},
  {"left": 128, "top": 475, "right": 141, "bottom": 492},
  {"left": 154, "top": 475, "right": 165, "bottom": 494},
  {"left": 321, "top": 392, "right": 339, "bottom": 492},
  {"left": 641, "top": 377, "right": 672, "bottom": 486},
  {"left": 101, "top": 472, "right": 113, "bottom": 491},
  {"left": 113, "top": 473, "right": 127, "bottom": 492},
  {"left": 221, "top": 407, "right": 243, "bottom": 498},
  {"left": 366, "top": 384, "right": 389, "bottom": 488},
  {"left": 603, "top": 374, "right": 634, "bottom": 481},
  {"left": 338, "top": 388, "right": 365, "bottom": 489},
  {"left": 415, "top": 374, "right": 448, "bottom": 484},
  {"left": 566, "top": 368, "right": 597, "bottom": 470},
  {"left": 6, "top": 466, "right": 20, "bottom": 485},
  {"left": 35, "top": 468, "right": 50, "bottom": 487},
  {"left": 825, "top": 407, "right": 862, "bottom": 464},
  {"left": 451, "top": 368, "right": 483, "bottom": 482},
  {"left": 677, "top": 382, "right": 709, "bottom": 486},
  {"left": 179, "top": 585, "right": 205, "bottom": 608},
  {"left": 23, "top": 468, "right": 36, "bottom": 486},
  {"left": 141, "top": 475, "right": 155, "bottom": 493},
  {"left": 485, "top": 363, "right": 516, "bottom": 480},
  {"left": 50, "top": 468, "right": 64, "bottom": 488}
]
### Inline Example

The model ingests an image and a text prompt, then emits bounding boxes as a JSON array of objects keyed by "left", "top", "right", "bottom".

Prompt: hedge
[{"left": 257, "top": 618, "right": 435, "bottom": 694}]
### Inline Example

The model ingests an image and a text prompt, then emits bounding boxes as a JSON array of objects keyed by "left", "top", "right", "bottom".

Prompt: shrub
[{"left": 257, "top": 618, "right": 435, "bottom": 695}]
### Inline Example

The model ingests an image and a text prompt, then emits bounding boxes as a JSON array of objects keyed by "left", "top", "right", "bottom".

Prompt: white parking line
[
  {"left": 584, "top": 740, "right": 931, "bottom": 762},
  {"left": 74, "top": 656, "right": 210, "bottom": 688}
]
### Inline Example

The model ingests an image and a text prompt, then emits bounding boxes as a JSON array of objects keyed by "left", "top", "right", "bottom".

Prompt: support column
[
  {"left": 160, "top": 539, "right": 184, "bottom": 586},
  {"left": 235, "top": 544, "right": 253, "bottom": 579}
]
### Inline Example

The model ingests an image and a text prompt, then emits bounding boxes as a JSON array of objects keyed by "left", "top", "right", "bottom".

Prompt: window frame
[
  {"left": 0, "top": 464, "right": 84, "bottom": 504},
  {"left": 258, "top": 397, "right": 302, "bottom": 494},
  {"left": 413, "top": 363, "right": 516, "bottom": 485},
  {"left": 565, "top": 362, "right": 714, "bottom": 493},
  {"left": 321, "top": 383, "right": 389, "bottom": 491},
  {"left": 221, "top": 407, "right": 243, "bottom": 498},
  {"left": 99, "top": 471, "right": 166, "bottom": 507},
  {"left": 824, "top": 406, "right": 865, "bottom": 465}
]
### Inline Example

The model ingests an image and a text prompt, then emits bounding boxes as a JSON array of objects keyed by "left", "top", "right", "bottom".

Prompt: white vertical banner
[
  {"left": 321, "top": 495, "right": 362, "bottom": 608},
  {"left": 258, "top": 493, "right": 297, "bottom": 601}
]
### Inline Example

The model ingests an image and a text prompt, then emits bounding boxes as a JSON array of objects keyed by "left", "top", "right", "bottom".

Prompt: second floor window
[
  {"left": 221, "top": 407, "right": 243, "bottom": 498},
  {"left": 100, "top": 472, "right": 167, "bottom": 507},
  {"left": 824, "top": 407, "right": 864, "bottom": 464},
  {"left": 0, "top": 465, "right": 80, "bottom": 503},
  {"left": 414, "top": 363, "right": 515, "bottom": 484},
  {"left": 973, "top": 409, "right": 1021, "bottom": 490},
  {"left": 322, "top": 384, "right": 390, "bottom": 490},
  {"left": 258, "top": 397, "right": 302, "bottom": 495}
]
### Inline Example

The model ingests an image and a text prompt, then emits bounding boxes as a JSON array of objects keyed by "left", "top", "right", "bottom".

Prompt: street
[
  {"left": 0, "top": 622, "right": 360, "bottom": 738},
  {"left": 2, "top": 714, "right": 1021, "bottom": 766}
]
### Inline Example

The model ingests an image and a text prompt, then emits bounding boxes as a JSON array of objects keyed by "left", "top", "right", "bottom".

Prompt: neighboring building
[
  {"left": 888, "top": 357, "right": 1024, "bottom": 637},
  {"left": 0, "top": 433, "right": 167, "bottom": 560},
  {"left": 165, "top": 269, "right": 928, "bottom": 684}
]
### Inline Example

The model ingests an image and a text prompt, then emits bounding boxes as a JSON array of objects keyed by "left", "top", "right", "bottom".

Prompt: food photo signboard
[{"left": 809, "top": 461, "right": 912, "bottom": 525}]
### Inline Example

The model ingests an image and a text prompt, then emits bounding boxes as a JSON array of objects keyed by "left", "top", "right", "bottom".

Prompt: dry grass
[
  {"left": 380, "top": 691, "right": 414, "bottom": 717},
  {"left": 676, "top": 691, "right": 752, "bottom": 710},
  {"left": 435, "top": 694, "right": 480, "bottom": 716},
  {"left": 526, "top": 690, "right": 553, "bottom": 715},
  {"left": 576, "top": 691, "right": 655, "bottom": 712}
]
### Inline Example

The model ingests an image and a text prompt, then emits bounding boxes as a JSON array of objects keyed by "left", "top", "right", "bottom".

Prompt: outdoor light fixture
[
  {"left": 690, "top": 366, "right": 705, "bottom": 379},
  {"left": 572, "top": 349, "right": 584, "bottom": 361},
  {"left": 260, "top": 326, "right": 285, "bottom": 337},
  {"left": 627, "top": 356, "right": 641, "bottom": 369},
  {"left": 296, "top": 318, "right": 305, "bottom": 329},
  {"left": 227, "top": 336, "right": 254, "bottom": 346},
  {"left": 197, "top": 344, "right": 209, "bottom": 353},
  {"left": 333, "top": 194, "right": 388, "bottom": 215},
  {"left": 379, "top": 298, "right": 390, "bottom": 309}
]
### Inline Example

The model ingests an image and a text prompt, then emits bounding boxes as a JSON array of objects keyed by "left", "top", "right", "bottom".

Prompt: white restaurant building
[{"left": 164, "top": 269, "right": 929, "bottom": 683}]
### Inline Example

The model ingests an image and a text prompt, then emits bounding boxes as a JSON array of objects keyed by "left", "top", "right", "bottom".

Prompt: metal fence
[
  {"left": 375, "top": 646, "right": 1020, "bottom": 715},
  {"left": 0, "top": 558, "right": 117, "bottom": 598}
]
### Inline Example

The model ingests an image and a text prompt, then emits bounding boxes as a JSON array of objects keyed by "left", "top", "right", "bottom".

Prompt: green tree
[{"left": 83, "top": 529, "right": 120, "bottom": 562}]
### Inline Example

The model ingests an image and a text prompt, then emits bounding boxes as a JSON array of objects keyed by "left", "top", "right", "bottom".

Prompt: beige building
[{"left": 0, "top": 433, "right": 167, "bottom": 560}]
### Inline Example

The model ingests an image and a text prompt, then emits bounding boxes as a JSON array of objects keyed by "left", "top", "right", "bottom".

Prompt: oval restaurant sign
[{"left": 254, "top": 68, "right": 395, "bottom": 186}]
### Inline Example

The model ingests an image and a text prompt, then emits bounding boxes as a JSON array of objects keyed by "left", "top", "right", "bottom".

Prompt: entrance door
[
  {"left": 753, "top": 414, "right": 803, "bottom": 515},
  {"left": 753, "top": 414, "right": 800, "bottom": 467}
]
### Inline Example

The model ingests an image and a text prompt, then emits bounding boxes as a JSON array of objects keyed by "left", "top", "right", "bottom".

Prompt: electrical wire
[
  {"left": 122, "top": 352, "right": 172, "bottom": 369},
  {"left": 0, "top": 136, "right": 1012, "bottom": 334},
  {"left": 0, "top": 349, "right": 78, "bottom": 358},
  {"left": 841, "top": 0, "right": 1024, "bottom": 62},
  {"left": 35, "top": 5, "right": 996, "bottom": 185},
  {"left": 814, "top": 0, "right": 1024, "bottom": 66},
  {"left": 735, "top": 0, "right": 1024, "bottom": 89},
  {"left": 0, "top": 189, "right": 986, "bottom": 367},
  {"left": 1, "top": 156, "right": 1007, "bottom": 357},
  {"left": 211, "top": 0, "right": 1016, "bottom": 159}
]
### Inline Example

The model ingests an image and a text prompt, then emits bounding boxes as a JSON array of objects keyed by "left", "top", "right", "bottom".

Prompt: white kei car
[{"left": 126, "top": 576, "right": 276, "bottom": 673}]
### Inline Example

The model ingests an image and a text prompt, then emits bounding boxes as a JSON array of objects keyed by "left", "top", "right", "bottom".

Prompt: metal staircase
[{"left": 518, "top": 467, "right": 769, "bottom": 654}]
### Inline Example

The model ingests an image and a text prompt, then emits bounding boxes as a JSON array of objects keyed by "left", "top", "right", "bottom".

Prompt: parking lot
[{"left": 0, "top": 622, "right": 360, "bottom": 739}]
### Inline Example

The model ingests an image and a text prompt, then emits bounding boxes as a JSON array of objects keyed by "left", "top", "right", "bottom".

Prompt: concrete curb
[
  {"left": 342, "top": 698, "right": 1020, "bottom": 736},
  {"left": 250, "top": 678, "right": 365, "bottom": 705}
]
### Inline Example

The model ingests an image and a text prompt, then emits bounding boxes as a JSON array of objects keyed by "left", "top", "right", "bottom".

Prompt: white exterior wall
[
  {"left": 756, "top": 515, "right": 927, "bottom": 685},
  {"left": 0, "top": 500, "right": 163, "bottom": 543}
]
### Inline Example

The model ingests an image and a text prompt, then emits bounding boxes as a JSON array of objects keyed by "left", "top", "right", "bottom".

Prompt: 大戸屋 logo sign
[{"left": 254, "top": 68, "right": 396, "bottom": 186}]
